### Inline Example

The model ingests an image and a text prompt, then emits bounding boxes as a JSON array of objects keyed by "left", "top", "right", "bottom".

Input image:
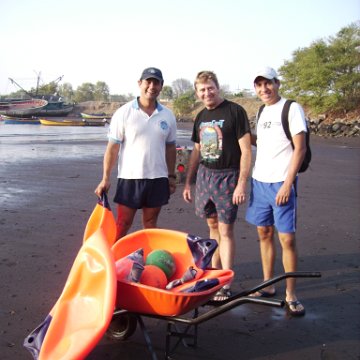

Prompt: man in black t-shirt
[{"left": 183, "top": 71, "right": 252, "bottom": 301}]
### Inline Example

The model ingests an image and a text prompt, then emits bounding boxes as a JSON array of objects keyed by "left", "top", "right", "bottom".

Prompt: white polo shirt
[
  {"left": 108, "top": 99, "right": 177, "bottom": 179},
  {"left": 253, "top": 98, "right": 307, "bottom": 183}
]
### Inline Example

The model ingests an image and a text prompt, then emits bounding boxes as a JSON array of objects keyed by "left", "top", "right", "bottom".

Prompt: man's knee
[
  {"left": 142, "top": 207, "right": 161, "bottom": 228},
  {"left": 257, "top": 225, "right": 274, "bottom": 241},
  {"left": 279, "top": 233, "right": 296, "bottom": 249},
  {"left": 207, "top": 216, "right": 219, "bottom": 230},
  {"left": 143, "top": 218, "right": 157, "bottom": 228}
]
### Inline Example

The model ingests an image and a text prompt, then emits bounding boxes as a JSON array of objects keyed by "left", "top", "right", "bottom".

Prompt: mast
[
  {"left": 35, "top": 71, "right": 41, "bottom": 96},
  {"left": 8, "top": 78, "right": 33, "bottom": 98}
]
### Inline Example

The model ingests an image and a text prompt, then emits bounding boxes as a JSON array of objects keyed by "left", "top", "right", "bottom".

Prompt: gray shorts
[
  {"left": 114, "top": 178, "right": 170, "bottom": 209},
  {"left": 195, "top": 164, "right": 239, "bottom": 224}
]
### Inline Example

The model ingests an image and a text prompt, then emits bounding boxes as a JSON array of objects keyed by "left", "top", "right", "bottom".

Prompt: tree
[
  {"left": 172, "top": 90, "right": 196, "bottom": 118},
  {"left": 73, "top": 81, "right": 110, "bottom": 102},
  {"left": 327, "top": 23, "right": 360, "bottom": 110},
  {"left": 279, "top": 22, "right": 360, "bottom": 114},
  {"left": 94, "top": 81, "right": 110, "bottom": 101},
  {"left": 172, "top": 78, "right": 192, "bottom": 98},
  {"left": 32, "top": 82, "right": 58, "bottom": 97},
  {"left": 280, "top": 40, "right": 332, "bottom": 112},
  {"left": 110, "top": 93, "right": 134, "bottom": 102},
  {"left": 58, "top": 83, "right": 74, "bottom": 101},
  {"left": 74, "top": 82, "right": 95, "bottom": 102},
  {"left": 7, "top": 89, "right": 29, "bottom": 99},
  {"left": 160, "top": 85, "right": 173, "bottom": 100}
]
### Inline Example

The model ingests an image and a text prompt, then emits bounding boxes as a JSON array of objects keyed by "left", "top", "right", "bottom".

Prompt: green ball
[{"left": 145, "top": 249, "right": 176, "bottom": 280}]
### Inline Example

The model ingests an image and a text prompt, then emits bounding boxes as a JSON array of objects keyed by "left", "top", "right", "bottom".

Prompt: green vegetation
[
  {"left": 172, "top": 90, "right": 196, "bottom": 117},
  {"left": 279, "top": 22, "right": 360, "bottom": 114},
  {"left": 72, "top": 81, "right": 110, "bottom": 102},
  {"left": 160, "top": 85, "right": 173, "bottom": 100}
]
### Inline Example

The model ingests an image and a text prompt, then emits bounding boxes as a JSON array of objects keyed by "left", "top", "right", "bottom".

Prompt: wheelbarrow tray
[{"left": 111, "top": 228, "right": 234, "bottom": 316}]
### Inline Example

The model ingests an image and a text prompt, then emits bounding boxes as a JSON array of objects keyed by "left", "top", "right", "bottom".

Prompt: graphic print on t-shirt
[{"left": 199, "top": 120, "right": 224, "bottom": 163}]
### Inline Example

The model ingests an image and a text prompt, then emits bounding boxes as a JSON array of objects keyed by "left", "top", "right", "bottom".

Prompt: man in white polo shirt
[{"left": 95, "top": 67, "right": 177, "bottom": 239}]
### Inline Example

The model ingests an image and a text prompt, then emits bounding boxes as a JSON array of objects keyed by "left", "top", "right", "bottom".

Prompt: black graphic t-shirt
[{"left": 191, "top": 100, "right": 250, "bottom": 170}]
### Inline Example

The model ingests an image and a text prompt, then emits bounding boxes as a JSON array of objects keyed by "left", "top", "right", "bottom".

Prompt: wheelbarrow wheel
[{"left": 106, "top": 313, "right": 137, "bottom": 341}]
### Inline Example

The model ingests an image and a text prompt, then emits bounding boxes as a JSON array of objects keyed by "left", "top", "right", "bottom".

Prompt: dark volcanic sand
[{"left": 0, "top": 127, "right": 359, "bottom": 360}]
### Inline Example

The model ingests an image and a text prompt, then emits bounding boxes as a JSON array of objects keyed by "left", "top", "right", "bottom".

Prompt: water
[{"left": 0, "top": 123, "right": 193, "bottom": 163}]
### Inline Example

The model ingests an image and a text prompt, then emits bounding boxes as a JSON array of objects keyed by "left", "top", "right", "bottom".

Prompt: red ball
[
  {"left": 115, "top": 257, "right": 136, "bottom": 282},
  {"left": 140, "top": 265, "right": 168, "bottom": 289}
]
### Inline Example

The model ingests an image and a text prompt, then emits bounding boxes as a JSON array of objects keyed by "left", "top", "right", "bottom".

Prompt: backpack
[{"left": 257, "top": 99, "right": 311, "bottom": 173}]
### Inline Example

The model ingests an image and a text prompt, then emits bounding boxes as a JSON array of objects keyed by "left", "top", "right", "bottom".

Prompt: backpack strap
[
  {"left": 281, "top": 99, "right": 299, "bottom": 195},
  {"left": 281, "top": 99, "right": 296, "bottom": 146},
  {"left": 256, "top": 104, "right": 265, "bottom": 122}
]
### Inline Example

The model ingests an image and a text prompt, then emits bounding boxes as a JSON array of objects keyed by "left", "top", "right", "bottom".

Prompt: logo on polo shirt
[{"left": 160, "top": 120, "right": 168, "bottom": 130}]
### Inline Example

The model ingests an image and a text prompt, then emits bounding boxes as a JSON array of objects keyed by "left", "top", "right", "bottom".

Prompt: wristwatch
[{"left": 168, "top": 174, "right": 176, "bottom": 179}]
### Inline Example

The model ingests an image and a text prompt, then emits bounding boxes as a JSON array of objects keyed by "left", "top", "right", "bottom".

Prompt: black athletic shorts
[{"left": 113, "top": 178, "right": 170, "bottom": 209}]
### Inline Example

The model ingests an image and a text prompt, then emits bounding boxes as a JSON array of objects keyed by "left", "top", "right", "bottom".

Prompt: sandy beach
[{"left": 0, "top": 122, "right": 359, "bottom": 360}]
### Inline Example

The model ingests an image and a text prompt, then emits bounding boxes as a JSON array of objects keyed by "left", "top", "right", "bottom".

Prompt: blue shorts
[
  {"left": 245, "top": 178, "right": 297, "bottom": 233},
  {"left": 195, "top": 164, "right": 239, "bottom": 224},
  {"left": 114, "top": 178, "right": 170, "bottom": 209}
]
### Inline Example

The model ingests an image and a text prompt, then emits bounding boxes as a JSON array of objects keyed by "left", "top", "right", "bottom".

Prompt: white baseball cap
[{"left": 254, "top": 66, "right": 278, "bottom": 82}]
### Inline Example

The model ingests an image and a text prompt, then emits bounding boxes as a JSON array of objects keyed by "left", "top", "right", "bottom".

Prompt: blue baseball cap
[{"left": 140, "top": 67, "right": 163, "bottom": 81}]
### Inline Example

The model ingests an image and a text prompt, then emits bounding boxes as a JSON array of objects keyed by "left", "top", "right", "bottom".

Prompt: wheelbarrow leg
[
  {"left": 165, "top": 308, "right": 198, "bottom": 359},
  {"left": 136, "top": 315, "right": 159, "bottom": 360}
]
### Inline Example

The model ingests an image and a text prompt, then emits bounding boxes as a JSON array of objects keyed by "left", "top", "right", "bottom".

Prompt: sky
[{"left": 0, "top": 0, "right": 359, "bottom": 97}]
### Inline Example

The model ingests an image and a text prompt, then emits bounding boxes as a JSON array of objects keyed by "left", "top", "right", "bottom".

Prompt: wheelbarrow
[
  {"left": 107, "top": 222, "right": 320, "bottom": 359},
  {"left": 23, "top": 194, "right": 320, "bottom": 360},
  {"left": 106, "top": 269, "right": 320, "bottom": 360}
]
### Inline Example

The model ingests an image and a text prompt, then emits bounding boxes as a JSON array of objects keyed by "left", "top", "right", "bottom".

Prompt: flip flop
[
  {"left": 250, "top": 289, "right": 277, "bottom": 298},
  {"left": 213, "top": 287, "right": 232, "bottom": 301},
  {"left": 285, "top": 300, "right": 306, "bottom": 317}
]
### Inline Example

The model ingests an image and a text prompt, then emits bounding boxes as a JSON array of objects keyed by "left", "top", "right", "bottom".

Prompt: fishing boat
[
  {"left": 35, "top": 96, "right": 74, "bottom": 117},
  {"left": 7, "top": 76, "right": 74, "bottom": 117},
  {"left": 40, "top": 118, "right": 106, "bottom": 126},
  {"left": 1, "top": 114, "right": 40, "bottom": 124},
  {"left": 81, "top": 112, "right": 112, "bottom": 120},
  {"left": 0, "top": 99, "right": 48, "bottom": 117}
]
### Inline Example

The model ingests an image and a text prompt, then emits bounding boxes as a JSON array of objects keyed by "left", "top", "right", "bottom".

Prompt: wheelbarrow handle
[{"left": 238, "top": 271, "right": 321, "bottom": 297}]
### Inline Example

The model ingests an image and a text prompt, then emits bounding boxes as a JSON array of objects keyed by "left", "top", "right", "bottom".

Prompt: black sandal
[
  {"left": 213, "top": 287, "right": 232, "bottom": 301},
  {"left": 285, "top": 300, "right": 305, "bottom": 317}
]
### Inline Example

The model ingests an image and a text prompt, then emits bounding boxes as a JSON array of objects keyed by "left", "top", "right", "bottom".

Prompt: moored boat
[
  {"left": 81, "top": 112, "right": 112, "bottom": 120},
  {"left": 0, "top": 99, "right": 48, "bottom": 117},
  {"left": 40, "top": 118, "right": 106, "bottom": 126},
  {"left": 1, "top": 114, "right": 40, "bottom": 124},
  {"left": 35, "top": 101, "right": 74, "bottom": 117},
  {"left": 7, "top": 76, "right": 74, "bottom": 117}
]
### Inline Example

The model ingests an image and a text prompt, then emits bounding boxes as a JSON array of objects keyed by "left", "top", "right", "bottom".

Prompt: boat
[
  {"left": 1, "top": 114, "right": 40, "bottom": 124},
  {"left": 40, "top": 118, "right": 106, "bottom": 126},
  {"left": 7, "top": 76, "right": 74, "bottom": 117},
  {"left": 34, "top": 96, "right": 74, "bottom": 117},
  {"left": 0, "top": 99, "right": 48, "bottom": 117},
  {"left": 81, "top": 112, "right": 112, "bottom": 120}
]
